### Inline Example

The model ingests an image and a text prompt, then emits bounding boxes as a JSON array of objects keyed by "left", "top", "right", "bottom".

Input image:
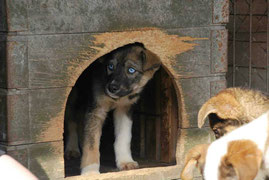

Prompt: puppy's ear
[
  {"left": 197, "top": 92, "right": 242, "bottom": 128},
  {"left": 141, "top": 49, "right": 161, "bottom": 72},
  {"left": 198, "top": 102, "right": 218, "bottom": 128},
  {"left": 181, "top": 144, "right": 209, "bottom": 180},
  {"left": 219, "top": 140, "right": 262, "bottom": 180}
]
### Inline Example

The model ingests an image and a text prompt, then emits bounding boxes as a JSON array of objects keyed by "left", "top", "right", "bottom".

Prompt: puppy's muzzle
[
  {"left": 108, "top": 84, "right": 120, "bottom": 94},
  {"left": 105, "top": 83, "right": 121, "bottom": 99}
]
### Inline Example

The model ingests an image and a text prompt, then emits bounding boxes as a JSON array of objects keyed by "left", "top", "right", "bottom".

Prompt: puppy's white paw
[
  {"left": 118, "top": 161, "right": 139, "bottom": 171},
  {"left": 81, "top": 164, "right": 100, "bottom": 176}
]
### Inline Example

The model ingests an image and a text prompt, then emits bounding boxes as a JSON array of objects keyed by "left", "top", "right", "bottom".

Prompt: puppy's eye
[
  {"left": 128, "top": 67, "right": 136, "bottom": 74},
  {"left": 108, "top": 64, "right": 114, "bottom": 71},
  {"left": 213, "top": 129, "right": 219, "bottom": 135}
]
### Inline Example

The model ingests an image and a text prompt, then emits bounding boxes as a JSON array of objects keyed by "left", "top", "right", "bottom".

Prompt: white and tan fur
[
  {"left": 181, "top": 112, "right": 269, "bottom": 180},
  {"left": 203, "top": 112, "right": 269, "bottom": 180},
  {"left": 181, "top": 88, "right": 269, "bottom": 179}
]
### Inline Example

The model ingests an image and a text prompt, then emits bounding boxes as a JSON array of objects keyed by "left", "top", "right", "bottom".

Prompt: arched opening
[{"left": 64, "top": 44, "right": 179, "bottom": 177}]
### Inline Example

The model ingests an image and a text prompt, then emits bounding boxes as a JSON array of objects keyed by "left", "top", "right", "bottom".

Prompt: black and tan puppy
[
  {"left": 64, "top": 42, "right": 161, "bottom": 175},
  {"left": 198, "top": 87, "right": 269, "bottom": 139}
]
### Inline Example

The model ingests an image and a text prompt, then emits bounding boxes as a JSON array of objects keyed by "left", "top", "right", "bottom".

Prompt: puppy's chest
[{"left": 111, "top": 96, "right": 139, "bottom": 109}]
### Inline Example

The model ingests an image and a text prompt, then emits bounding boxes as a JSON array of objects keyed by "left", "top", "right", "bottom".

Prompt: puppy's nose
[{"left": 108, "top": 84, "right": 120, "bottom": 94}]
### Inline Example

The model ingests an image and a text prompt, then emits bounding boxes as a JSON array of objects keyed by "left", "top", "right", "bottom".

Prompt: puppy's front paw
[
  {"left": 118, "top": 161, "right": 139, "bottom": 171},
  {"left": 81, "top": 164, "right": 100, "bottom": 176}
]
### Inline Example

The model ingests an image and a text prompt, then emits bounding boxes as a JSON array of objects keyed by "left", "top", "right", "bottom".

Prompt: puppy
[
  {"left": 204, "top": 111, "right": 269, "bottom": 180},
  {"left": 198, "top": 87, "right": 269, "bottom": 138},
  {"left": 181, "top": 112, "right": 269, "bottom": 180},
  {"left": 64, "top": 42, "right": 161, "bottom": 175}
]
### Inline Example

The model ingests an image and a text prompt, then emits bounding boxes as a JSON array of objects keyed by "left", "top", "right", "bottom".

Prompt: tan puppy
[
  {"left": 204, "top": 112, "right": 269, "bottom": 180},
  {"left": 182, "top": 112, "right": 269, "bottom": 180},
  {"left": 198, "top": 87, "right": 269, "bottom": 138}
]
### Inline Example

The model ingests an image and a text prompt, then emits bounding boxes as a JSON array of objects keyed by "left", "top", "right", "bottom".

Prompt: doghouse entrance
[{"left": 64, "top": 48, "right": 178, "bottom": 177}]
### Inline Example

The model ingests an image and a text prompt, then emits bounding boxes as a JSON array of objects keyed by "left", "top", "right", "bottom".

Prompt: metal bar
[
  {"left": 229, "top": 65, "right": 267, "bottom": 70},
  {"left": 249, "top": 0, "right": 252, "bottom": 88},
  {"left": 233, "top": 0, "right": 236, "bottom": 86},
  {"left": 230, "top": 13, "right": 268, "bottom": 16},
  {"left": 267, "top": 0, "right": 269, "bottom": 92},
  {"left": 231, "top": 40, "right": 267, "bottom": 43}
]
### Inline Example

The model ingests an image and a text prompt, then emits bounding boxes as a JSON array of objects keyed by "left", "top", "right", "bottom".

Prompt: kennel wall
[{"left": 0, "top": 0, "right": 228, "bottom": 179}]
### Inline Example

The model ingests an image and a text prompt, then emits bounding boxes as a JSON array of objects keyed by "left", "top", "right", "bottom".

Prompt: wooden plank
[
  {"left": 160, "top": 68, "right": 177, "bottom": 163},
  {"left": 145, "top": 116, "right": 156, "bottom": 160},
  {"left": 170, "top": 79, "right": 179, "bottom": 163},
  {"left": 139, "top": 114, "right": 145, "bottom": 159},
  {"left": 155, "top": 69, "right": 161, "bottom": 161},
  {"left": 140, "top": 75, "right": 157, "bottom": 161}
]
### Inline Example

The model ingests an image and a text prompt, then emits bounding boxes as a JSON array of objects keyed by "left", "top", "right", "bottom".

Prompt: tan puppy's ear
[
  {"left": 219, "top": 140, "right": 263, "bottom": 180},
  {"left": 181, "top": 144, "right": 209, "bottom": 180},
  {"left": 198, "top": 102, "right": 217, "bottom": 128},
  {"left": 198, "top": 89, "right": 245, "bottom": 128},
  {"left": 141, "top": 49, "right": 161, "bottom": 72}
]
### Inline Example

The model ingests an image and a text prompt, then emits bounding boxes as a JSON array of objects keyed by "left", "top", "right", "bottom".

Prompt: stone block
[
  {"left": 0, "top": 87, "right": 70, "bottom": 145},
  {"left": 178, "top": 76, "right": 226, "bottom": 128}
]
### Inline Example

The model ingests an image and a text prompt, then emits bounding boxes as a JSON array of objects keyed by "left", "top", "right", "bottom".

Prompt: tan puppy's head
[
  {"left": 198, "top": 87, "right": 269, "bottom": 138},
  {"left": 219, "top": 140, "right": 263, "bottom": 180},
  {"left": 208, "top": 114, "right": 241, "bottom": 139},
  {"left": 180, "top": 144, "right": 209, "bottom": 180}
]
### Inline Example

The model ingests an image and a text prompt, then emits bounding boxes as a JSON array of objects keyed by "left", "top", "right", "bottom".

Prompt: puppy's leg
[
  {"left": 65, "top": 121, "right": 80, "bottom": 159},
  {"left": 114, "top": 107, "right": 138, "bottom": 171},
  {"left": 80, "top": 108, "right": 107, "bottom": 175}
]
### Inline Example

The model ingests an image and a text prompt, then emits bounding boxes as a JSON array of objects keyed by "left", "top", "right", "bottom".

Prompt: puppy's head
[
  {"left": 218, "top": 140, "right": 262, "bottom": 180},
  {"left": 101, "top": 42, "right": 161, "bottom": 99},
  {"left": 197, "top": 88, "right": 244, "bottom": 138},
  {"left": 180, "top": 144, "right": 209, "bottom": 180},
  {"left": 209, "top": 114, "right": 241, "bottom": 139},
  {"left": 198, "top": 87, "right": 269, "bottom": 139}
]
